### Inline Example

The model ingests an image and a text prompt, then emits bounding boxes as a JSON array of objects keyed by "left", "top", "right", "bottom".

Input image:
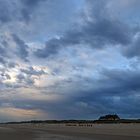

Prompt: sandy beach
[{"left": 0, "top": 123, "right": 140, "bottom": 140}]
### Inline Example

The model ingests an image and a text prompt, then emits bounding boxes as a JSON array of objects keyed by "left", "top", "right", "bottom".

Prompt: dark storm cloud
[
  {"left": 74, "top": 68, "right": 140, "bottom": 117},
  {"left": 75, "top": 68, "right": 140, "bottom": 99},
  {"left": 20, "top": 68, "right": 140, "bottom": 119},
  {"left": 36, "top": 67, "right": 140, "bottom": 119},
  {"left": 35, "top": 19, "right": 132, "bottom": 58},
  {"left": 34, "top": 0, "right": 134, "bottom": 58},
  {"left": 1, "top": 67, "right": 140, "bottom": 119},
  {"left": 35, "top": 38, "right": 60, "bottom": 58}
]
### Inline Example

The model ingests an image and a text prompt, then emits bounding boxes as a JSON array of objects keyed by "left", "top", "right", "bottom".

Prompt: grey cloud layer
[
  {"left": 0, "top": 0, "right": 44, "bottom": 23},
  {"left": 1, "top": 68, "right": 140, "bottom": 119}
]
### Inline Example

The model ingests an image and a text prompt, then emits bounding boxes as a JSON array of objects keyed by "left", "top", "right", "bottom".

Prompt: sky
[{"left": 0, "top": 0, "right": 140, "bottom": 122}]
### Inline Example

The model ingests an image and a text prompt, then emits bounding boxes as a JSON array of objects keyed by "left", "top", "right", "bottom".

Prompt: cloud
[
  {"left": 0, "top": 57, "right": 6, "bottom": 65},
  {"left": 12, "top": 34, "right": 29, "bottom": 61},
  {"left": 20, "top": 66, "right": 46, "bottom": 76},
  {"left": 74, "top": 68, "right": 140, "bottom": 117},
  {"left": 34, "top": 0, "right": 134, "bottom": 58},
  {"left": 21, "top": 0, "right": 46, "bottom": 22},
  {"left": 30, "top": 66, "right": 140, "bottom": 119},
  {"left": 0, "top": 33, "right": 29, "bottom": 62},
  {"left": 35, "top": 19, "right": 132, "bottom": 58},
  {"left": 122, "top": 34, "right": 140, "bottom": 58},
  {"left": 0, "top": 0, "right": 79, "bottom": 40},
  {"left": 0, "top": 0, "right": 45, "bottom": 24}
]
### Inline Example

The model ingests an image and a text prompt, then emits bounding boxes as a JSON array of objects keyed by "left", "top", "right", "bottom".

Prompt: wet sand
[
  {"left": 0, "top": 126, "right": 34, "bottom": 140},
  {"left": 0, "top": 123, "right": 140, "bottom": 140}
]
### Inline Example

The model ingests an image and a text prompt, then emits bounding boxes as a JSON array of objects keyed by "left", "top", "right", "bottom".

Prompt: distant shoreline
[
  {"left": 1, "top": 119, "right": 140, "bottom": 125},
  {"left": 1, "top": 114, "right": 140, "bottom": 124}
]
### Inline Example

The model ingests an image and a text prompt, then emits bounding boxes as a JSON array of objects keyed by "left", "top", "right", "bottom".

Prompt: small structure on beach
[{"left": 99, "top": 114, "right": 120, "bottom": 121}]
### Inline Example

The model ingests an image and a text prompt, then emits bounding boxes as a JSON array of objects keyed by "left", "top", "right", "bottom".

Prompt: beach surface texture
[{"left": 0, "top": 123, "right": 140, "bottom": 140}]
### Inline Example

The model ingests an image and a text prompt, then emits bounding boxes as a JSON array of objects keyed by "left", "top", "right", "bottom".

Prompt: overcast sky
[{"left": 0, "top": 0, "right": 140, "bottom": 122}]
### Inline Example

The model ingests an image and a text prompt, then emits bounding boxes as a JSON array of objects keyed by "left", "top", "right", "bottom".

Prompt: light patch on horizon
[{"left": 0, "top": 107, "right": 47, "bottom": 122}]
